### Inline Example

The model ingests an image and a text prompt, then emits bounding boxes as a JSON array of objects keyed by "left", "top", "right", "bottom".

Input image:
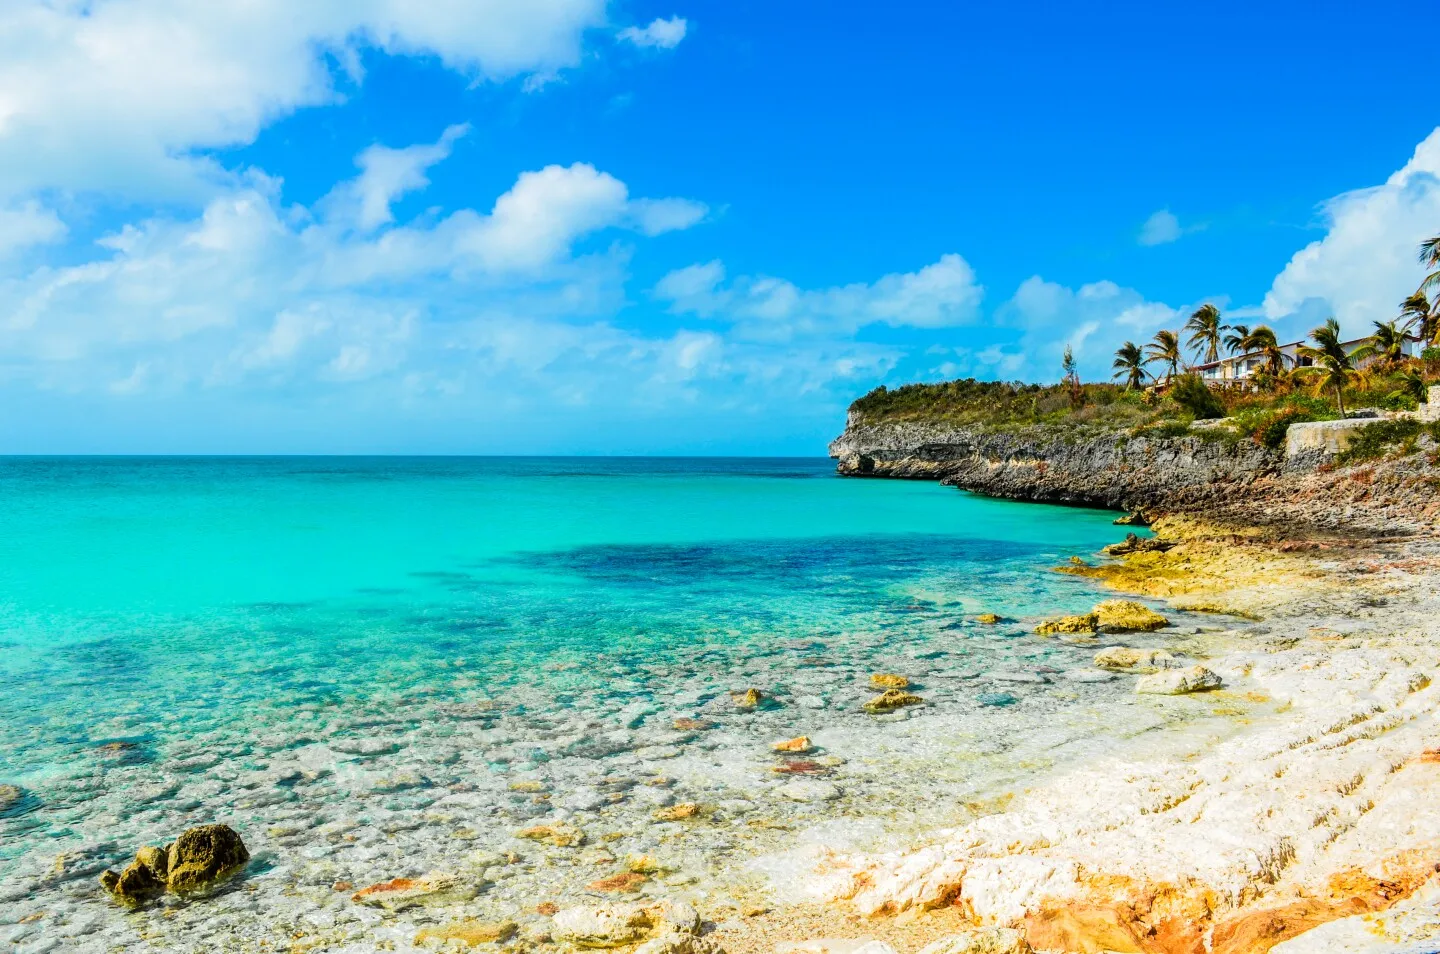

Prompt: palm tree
[
  {"left": 1184, "top": 304, "right": 1227, "bottom": 364},
  {"left": 1223, "top": 324, "right": 1251, "bottom": 355},
  {"left": 1351, "top": 320, "right": 1409, "bottom": 372},
  {"left": 1112, "top": 341, "right": 1148, "bottom": 390},
  {"left": 1241, "top": 325, "right": 1286, "bottom": 376},
  {"left": 1297, "top": 318, "right": 1362, "bottom": 417},
  {"left": 1145, "top": 330, "right": 1184, "bottom": 383},
  {"left": 1400, "top": 291, "right": 1437, "bottom": 347},
  {"left": 1420, "top": 234, "right": 1440, "bottom": 294}
]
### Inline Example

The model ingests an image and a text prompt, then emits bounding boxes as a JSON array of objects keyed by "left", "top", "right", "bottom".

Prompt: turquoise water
[{"left": 0, "top": 457, "right": 1154, "bottom": 951}]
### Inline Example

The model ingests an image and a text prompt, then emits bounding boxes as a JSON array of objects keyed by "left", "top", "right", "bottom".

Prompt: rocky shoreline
[
  {"left": 791, "top": 413, "right": 1440, "bottom": 952},
  {"left": 828, "top": 413, "right": 1440, "bottom": 536}
]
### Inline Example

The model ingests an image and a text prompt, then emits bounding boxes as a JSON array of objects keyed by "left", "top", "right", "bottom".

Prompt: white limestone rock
[{"left": 1135, "top": 665, "right": 1222, "bottom": 695}]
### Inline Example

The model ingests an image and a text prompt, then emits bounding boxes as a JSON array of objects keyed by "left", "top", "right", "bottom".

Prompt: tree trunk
[{"left": 1336, "top": 383, "right": 1346, "bottom": 419}]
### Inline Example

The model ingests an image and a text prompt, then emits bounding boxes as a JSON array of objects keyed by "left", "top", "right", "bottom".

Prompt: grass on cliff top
[{"left": 850, "top": 371, "right": 1437, "bottom": 449}]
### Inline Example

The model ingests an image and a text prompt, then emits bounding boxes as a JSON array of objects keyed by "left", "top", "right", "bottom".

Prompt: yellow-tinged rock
[
  {"left": 730, "top": 688, "right": 764, "bottom": 710},
  {"left": 414, "top": 920, "right": 518, "bottom": 947},
  {"left": 586, "top": 871, "right": 649, "bottom": 894},
  {"left": 508, "top": 780, "right": 548, "bottom": 793},
  {"left": 652, "top": 803, "right": 702, "bottom": 822},
  {"left": 975, "top": 613, "right": 1002, "bottom": 624},
  {"left": 1093, "top": 599, "right": 1169, "bottom": 633},
  {"left": 772, "top": 736, "right": 812, "bottom": 753},
  {"left": 1035, "top": 613, "right": 1099, "bottom": 636},
  {"left": 625, "top": 853, "right": 673, "bottom": 874},
  {"left": 870, "top": 673, "right": 910, "bottom": 689},
  {"left": 863, "top": 689, "right": 923, "bottom": 713},
  {"left": 517, "top": 824, "right": 585, "bottom": 847}
]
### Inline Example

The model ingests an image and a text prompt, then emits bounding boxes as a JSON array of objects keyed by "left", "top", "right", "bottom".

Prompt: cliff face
[{"left": 828, "top": 413, "right": 1283, "bottom": 513}]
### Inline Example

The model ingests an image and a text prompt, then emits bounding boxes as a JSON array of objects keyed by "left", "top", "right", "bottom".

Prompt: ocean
[{"left": 0, "top": 457, "right": 1189, "bottom": 951}]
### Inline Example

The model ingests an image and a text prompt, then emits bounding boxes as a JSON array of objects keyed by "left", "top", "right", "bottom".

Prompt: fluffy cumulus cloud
[
  {"left": 618, "top": 16, "right": 687, "bottom": 49},
  {"left": 964, "top": 276, "right": 1186, "bottom": 382},
  {"left": 655, "top": 253, "right": 984, "bottom": 339},
  {"left": 0, "top": 154, "right": 707, "bottom": 388},
  {"left": 1263, "top": 127, "right": 1440, "bottom": 336},
  {"left": 0, "top": 0, "right": 607, "bottom": 200}
]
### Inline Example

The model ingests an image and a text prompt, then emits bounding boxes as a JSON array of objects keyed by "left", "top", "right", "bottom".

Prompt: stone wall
[
  {"left": 1284, "top": 419, "right": 1373, "bottom": 458},
  {"left": 1420, "top": 385, "right": 1440, "bottom": 423}
]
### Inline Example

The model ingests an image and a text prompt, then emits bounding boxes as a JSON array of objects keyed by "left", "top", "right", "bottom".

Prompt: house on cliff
[{"left": 1194, "top": 333, "right": 1422, "bottom": 387}]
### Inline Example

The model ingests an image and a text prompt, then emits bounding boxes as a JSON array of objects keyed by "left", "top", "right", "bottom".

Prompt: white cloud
[
  {"left": 618, "top": 16, "right": 687, "bottom": 49},
  {"left": 0, "top": 0, "right": 607, "bottom": 201},
  {"left": 996, "top": 275, "right": 1184, "bottom": 380},
  {"left": 655, "top": 253, "right": 984, "bottom": 339},
  {"left": 1139, "top": 209, "right": 1182, "bottom": 246},
  {"left": 0, "top": 200, "right": 67, "bottom": 258},
  {"left": 1263, "top": 126, "right": 1440, "bottom": 336},
  {"left": 344, "top": 124, "right": 471, "bottom": 231},
  {"left": 0, "top": 143, "right": 708, "bottom": 391}
]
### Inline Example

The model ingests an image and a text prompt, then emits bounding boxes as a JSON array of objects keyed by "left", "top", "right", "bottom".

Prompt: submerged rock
[
  {"left": 869, "top": 673, "right": 910, "bottom": 689},
  {"left": 862, "top": 689, "right": 923, "bottom": 713},
  {"left": 1093, "top": 599, "right": 1169, "bottom": 633},
  {"left": 587, "top": 871, "right": 649, "bottom": 893},
  {"left": 517, "top": 823, "right": 586, "bottom": 847},
  {"left": 0, "top": 784, "right": 34, "bottom": 818},
  {"left": 1035, "top": 613, "right": 1098, "bottom": 636},
  {"left": 415, "top": 919, "right": 519, "bottom": 947},
  {"left": 1135, "top": 665, "right": 1223, "bottom": 695},
  {"left": 777, "top": 779, "right": 841, "bottom": 802},
  {"left": 652, "top": 802, "right": 703, "bottom": 822},
  {"left": 351, "top": 873, "right": 478, "bottom": 911}
]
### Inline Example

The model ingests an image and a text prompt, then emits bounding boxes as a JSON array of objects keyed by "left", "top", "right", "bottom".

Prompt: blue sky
[{"left": 1, "top": 1, "right": 1437, "bottom": 454}]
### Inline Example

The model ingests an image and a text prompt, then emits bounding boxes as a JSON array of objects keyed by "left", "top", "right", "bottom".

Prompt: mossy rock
[
  {"left": 1093, "top": 599, "right": 1169, "bottom": 633},
  {"left": 165, "top": 824, "right": 250, "bottom": 897},
  {"left": 863, "top": 689, "right": 924, "bottom": 713}
]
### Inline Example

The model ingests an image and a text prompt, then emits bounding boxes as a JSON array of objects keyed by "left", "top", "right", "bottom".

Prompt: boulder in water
[
  {"left": 100, "top": 824, "right": 249, "bottom": 905},
  {"left": 165, "top": 824, "right": 250, "bottom": 897},
  {"left": 862, "top": 689, "right": 923, "bottom": 713},
  {"left": 869, "top": 674, "right": 910, "bottom": 689}
]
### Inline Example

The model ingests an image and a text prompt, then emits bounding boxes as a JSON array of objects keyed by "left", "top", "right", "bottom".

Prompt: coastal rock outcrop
[
  {"left": 1092, "top": 599, "right": 1169, "bottom": 632},
  {"left": 828, "top": 414, "right": 1281, "bottom": 513}
]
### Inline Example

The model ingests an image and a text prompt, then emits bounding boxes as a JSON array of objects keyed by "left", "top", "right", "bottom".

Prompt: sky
[{"left": 1, "top": 1, "right": 1438, "bottom": 455}]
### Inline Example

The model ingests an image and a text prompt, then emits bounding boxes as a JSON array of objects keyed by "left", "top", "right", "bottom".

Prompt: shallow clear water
[{"left": 0, "top": 457, "right": 1176, "bottom": 951}]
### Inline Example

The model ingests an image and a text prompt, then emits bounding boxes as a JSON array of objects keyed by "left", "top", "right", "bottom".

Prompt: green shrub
[
  {"left": 1167, "top": 374, "right": 1225, "bottom": 420},
  {"left": 1255, "top": 409, "right": 1314, "bottom": 450},
  {"left": 1335, "top": 419, "right": 1433, "bottom": 466}
]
